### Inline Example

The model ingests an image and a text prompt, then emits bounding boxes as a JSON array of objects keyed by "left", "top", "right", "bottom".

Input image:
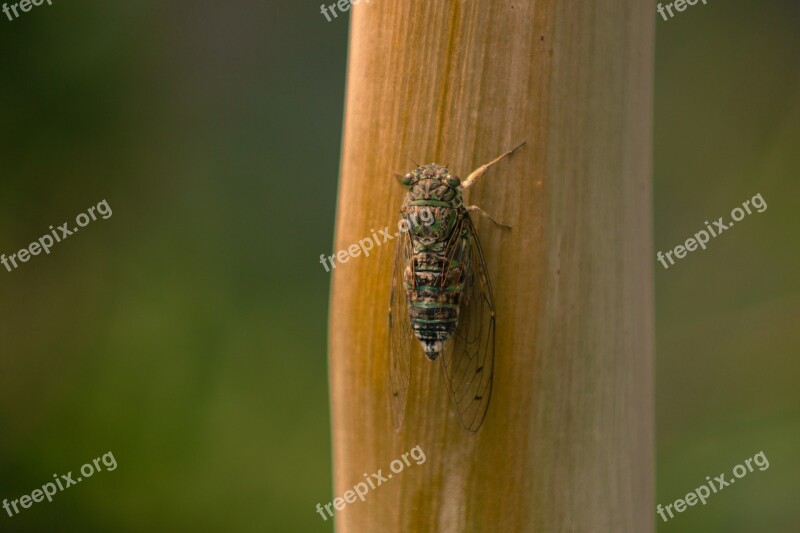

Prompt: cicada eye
[
  {"left": 402, "top": 174, "right": 413, "bottom": 186},
  {"left": 446, "top": 176, "right": 461, "bottom": 187}
]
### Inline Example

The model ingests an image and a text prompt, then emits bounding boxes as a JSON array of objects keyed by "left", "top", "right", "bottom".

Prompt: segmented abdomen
[{"left": 404, "top": 241, "right": 469, "bottom": 360}]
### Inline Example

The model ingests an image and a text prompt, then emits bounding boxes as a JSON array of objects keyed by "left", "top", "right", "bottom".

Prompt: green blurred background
[
  {"left": 0, "top": 1, "right": 796, "bottom": 531},
  {"left": 654, "top": 1, "right": 799, "bottom": 531}
]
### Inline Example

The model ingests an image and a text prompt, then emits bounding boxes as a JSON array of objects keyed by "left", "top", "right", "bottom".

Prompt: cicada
[{"left": 389, "top": 142, "right": 525, "bottom": 432}]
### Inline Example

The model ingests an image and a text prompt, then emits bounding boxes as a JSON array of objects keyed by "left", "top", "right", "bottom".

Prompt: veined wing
[
  {"left": 388, "top": 229, "right": 414, "bottom": 431},
  {"left": 441, "top": 214, "right": 496, "bottom": 432}
]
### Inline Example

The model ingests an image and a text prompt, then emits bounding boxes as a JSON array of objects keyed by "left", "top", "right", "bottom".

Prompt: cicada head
[
  {"left": 401, "top": 163, "right": 463, "bottom": 207},
  {"left": 401, "top": 163, "right": 459, "bottom": 186}
]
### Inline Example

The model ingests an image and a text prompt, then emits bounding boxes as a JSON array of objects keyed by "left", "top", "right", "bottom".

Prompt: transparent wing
[
  {"left": 441, "top": 214, "right": 496, "bottom": 432},
  {"left": 388, "top": 230, "right": 415, "bottom": 431}
]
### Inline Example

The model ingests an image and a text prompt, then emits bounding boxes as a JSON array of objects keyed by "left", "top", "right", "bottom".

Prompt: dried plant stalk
[{"left": 329, "top": 1, "right": 655, "bottom": 531}]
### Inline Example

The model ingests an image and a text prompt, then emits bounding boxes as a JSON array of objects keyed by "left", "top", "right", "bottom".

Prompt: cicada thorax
[{"left": 400, "top": 166, "right": 469, "bottom": 361}]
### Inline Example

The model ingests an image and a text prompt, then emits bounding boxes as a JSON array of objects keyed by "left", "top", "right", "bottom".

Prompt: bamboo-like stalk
[{"left": 328, "top": 1, "right": 655, "bottom": 531}]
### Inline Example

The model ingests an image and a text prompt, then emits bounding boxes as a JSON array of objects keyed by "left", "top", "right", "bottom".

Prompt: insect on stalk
[{"left": 388, "top": 141, "right": 525, "bottom": 432}]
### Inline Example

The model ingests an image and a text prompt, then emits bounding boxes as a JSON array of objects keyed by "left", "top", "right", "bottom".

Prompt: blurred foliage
[
  {"left": 654, "top": 1, "right": 800, "bottom": 531},
  {"left": 0, "top": 0, "right": 796, "bottom": 531},
  {"left": 0, "top": 1, "right": 346, "bottom": 531}
]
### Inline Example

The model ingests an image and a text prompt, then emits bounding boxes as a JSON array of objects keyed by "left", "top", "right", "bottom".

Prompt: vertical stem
[{"left": 329, "top": 1, "right": 654, "bottom": 531}]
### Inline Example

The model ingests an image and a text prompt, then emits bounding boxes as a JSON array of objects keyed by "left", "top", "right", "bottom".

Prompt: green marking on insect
[
  {"left": 388, "top": 141, "right": 526, "bottom": 432},
  {"left": 410, "top": 302, "right": 461, "bottom": 309}
]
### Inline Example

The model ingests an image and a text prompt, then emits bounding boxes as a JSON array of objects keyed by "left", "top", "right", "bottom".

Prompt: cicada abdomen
[{"left": 388, "top": 142, "right": 524, "bottom": 432}]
